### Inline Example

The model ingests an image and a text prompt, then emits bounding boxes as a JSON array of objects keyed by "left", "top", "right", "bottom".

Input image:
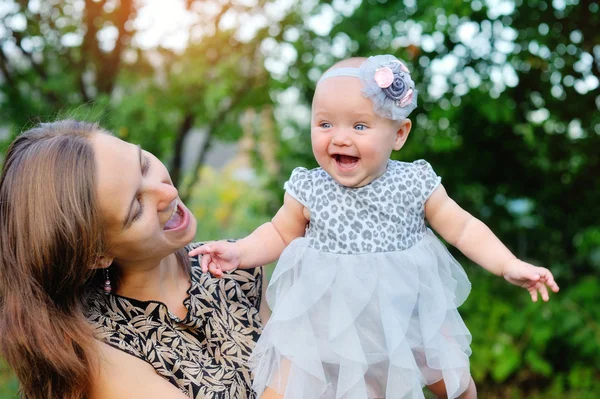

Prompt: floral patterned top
[{"left": 86, "top": 243, "right": 264, "bottom": 399}]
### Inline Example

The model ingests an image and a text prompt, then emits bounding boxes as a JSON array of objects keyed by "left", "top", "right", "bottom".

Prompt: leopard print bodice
[{"left": 284, "top": 160, "right": 441, "bottom": 254}]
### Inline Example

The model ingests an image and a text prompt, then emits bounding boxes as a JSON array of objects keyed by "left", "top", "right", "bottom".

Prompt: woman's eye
[
  {"left": 132, "top": 197, "right": 144, "bottom": 222},
  {"left": 142, "top": 156, "right": 151, "bottom": 175},
  {"left": 131, "top": 156, "right": 151, "bottom": 224}
]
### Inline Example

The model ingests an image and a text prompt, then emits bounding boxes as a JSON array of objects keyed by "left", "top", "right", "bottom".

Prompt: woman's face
[{"left": 91, "top": 134, "right": 197, "bottom": 266}]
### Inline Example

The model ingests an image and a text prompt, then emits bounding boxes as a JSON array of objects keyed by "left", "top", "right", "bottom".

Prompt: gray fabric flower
[{"left": 360, "top": 54, "right": 418, "bottom": 121}]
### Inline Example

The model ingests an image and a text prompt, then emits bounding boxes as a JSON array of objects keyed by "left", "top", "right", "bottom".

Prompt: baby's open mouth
[{"left": 334, "top": 154, "right": 359, "bottom": 170}]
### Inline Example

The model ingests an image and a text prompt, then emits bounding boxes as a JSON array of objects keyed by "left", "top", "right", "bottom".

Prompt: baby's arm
[
  {"left": 189, "top": 193, "right": 309, "bottom": 277},
  {"left": 425, "top": 184, "right": 559, "bottom": 302}
]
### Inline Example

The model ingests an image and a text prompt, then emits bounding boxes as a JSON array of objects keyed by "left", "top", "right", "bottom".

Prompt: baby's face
[{"left": 311, "top": 77, "right": 408, "bottom": 188}]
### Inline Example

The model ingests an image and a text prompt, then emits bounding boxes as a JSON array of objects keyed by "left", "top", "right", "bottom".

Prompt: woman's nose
[{"left": 150, "top": 181, "right": 179, "bottom": 212}]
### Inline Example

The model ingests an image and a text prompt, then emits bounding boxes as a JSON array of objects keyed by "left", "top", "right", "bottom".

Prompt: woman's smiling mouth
[{"left": 164, "top": 200, "right": 187, "bottom": 231}]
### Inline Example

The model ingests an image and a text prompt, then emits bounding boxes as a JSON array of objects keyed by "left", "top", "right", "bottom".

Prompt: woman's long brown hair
[{"left": 0, "top": 120, "right": 107, "bottom": 398}]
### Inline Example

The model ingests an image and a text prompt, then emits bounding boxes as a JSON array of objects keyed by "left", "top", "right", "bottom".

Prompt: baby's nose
[{"left": 331, "top": 128, "right": 352, "bottom": 145}]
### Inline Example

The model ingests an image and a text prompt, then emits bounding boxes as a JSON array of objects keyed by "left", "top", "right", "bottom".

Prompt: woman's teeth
[
  {"left": 164, "top": 199, "right": 183, "bottom": 231},
  {"left": 170, "top": 200, "right": 178, "bottom": 219}
]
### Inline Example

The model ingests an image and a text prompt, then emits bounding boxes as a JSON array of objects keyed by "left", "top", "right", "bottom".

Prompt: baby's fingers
[
  {"left": 188, "top": 245, "right": 212, "bottom": 257},
  {"left": 208, "top": 261, "right": 223, "bottom": 278},
  {"left": 528, "top": 279, "right": 557, "bottom": 302},
  {"left": 528, "top": 286, "right": 538, "bottom": 302},
  {"left": 537, "top": 281, "right": 550, "bottom": 302},
  {"left": 200, "top": 253, "right": 212, "bottom": 273},
  {"left": 540, "top": 270, "right": 560, "bottom": 293}
]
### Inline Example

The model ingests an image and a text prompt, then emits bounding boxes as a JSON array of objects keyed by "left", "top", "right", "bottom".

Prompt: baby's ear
[
  {"left": 393, "top": 119, "right": 412, "bottom": 150},
  {"left": 91, "top": 256, "right": 114, "bottom": 270}
]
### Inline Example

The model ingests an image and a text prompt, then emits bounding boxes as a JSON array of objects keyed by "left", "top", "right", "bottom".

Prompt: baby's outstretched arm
[
  {"left": 425, "top": 185, "right": 559, "bottom": 302},
  {"left": 188, "top": 193, "right": 309, "bottom": 277}
]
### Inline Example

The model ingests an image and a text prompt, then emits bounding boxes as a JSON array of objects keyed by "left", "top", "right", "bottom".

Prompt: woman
[{"left": 0, "top": 120, "right": 264, "bottom": 398}]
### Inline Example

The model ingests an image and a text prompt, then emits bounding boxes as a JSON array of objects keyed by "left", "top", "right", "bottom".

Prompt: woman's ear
[
  {"left": 393, "top": 119, "right": 412, "bottom": 151},
  {"left": 92, "top": 256, "right": 114, "bottom": 270}
]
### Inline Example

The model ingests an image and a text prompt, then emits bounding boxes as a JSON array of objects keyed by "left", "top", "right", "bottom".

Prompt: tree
[
  {"left": 263, "top": 0, "right": 600, "bottom": 394},
  {"left": 269, "top": 0, "right": 599, "bottom": 278},
  {"left": 0, "top": 0, "right": 135, "bottom": 125},
  {"left": 0, "top": 0, "right": 281, "bottom": 198}
]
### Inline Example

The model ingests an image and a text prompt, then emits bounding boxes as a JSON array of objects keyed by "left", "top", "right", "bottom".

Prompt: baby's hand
[
  {"left": 502, "top": 259, "right": 560, "bottom": 302},
  {"left": 188, "top": 241, "right": 242, "bottom": 278}
]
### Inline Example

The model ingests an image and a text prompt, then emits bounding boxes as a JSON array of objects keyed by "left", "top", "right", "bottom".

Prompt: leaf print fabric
[{"left": 86, "top": 243, "right": 263, "bottom": 399}]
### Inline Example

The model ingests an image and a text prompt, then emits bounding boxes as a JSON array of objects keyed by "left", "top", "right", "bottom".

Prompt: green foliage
[
  {"left": 187, "top": 166, "right": 274, "bottom": 241},
  {"left": 459, "top": 268, "right": 600, "bottom": 396},
  {"left": 0, "top": 360, "right": 17, "bottom": 398},
  {"left": 266, "top": 0, "right": 599, "bottom": 396},
  {"left": 1, "top": 0, "right": 598, "bottom": 396}
]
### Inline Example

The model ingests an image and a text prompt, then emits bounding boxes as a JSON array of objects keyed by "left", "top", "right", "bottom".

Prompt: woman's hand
[
  {"left": 188, "top": 242, "right": 241, "bottom": 278},
  {"left": 501, "top": 258, "right": 560, "bottom": 302}
]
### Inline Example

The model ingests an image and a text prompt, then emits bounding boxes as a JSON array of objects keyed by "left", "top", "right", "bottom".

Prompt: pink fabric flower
[
  {"left": 374, "top": 67, "right": 394, "bottom": 88},
  {"left": 397, "top": 89, "right": 414, "bottom": 108}
]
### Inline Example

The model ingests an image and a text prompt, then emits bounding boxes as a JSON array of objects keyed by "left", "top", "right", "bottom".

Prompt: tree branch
[
  {"left": 170, "top": 112, "right": 195, "bottom": 188},
  {"left": 11, "top": 31, "right": 48, "bottom": 81},
  {"left": 0, "top": 49, "right": 16, "bottom": 88},
  {"left": 64, "top": 50, "right": 91, "bottom": 103},
  {"left": 180, "top": 82, "right": 255, "bottom": 203},
  {"left": 99, "top": 0, "right": 136, "bottom": 94}
]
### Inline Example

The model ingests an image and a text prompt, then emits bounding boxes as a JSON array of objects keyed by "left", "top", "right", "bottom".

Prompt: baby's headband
[{"left": 318, "top": 54, "right": 418, "bottom": 121}]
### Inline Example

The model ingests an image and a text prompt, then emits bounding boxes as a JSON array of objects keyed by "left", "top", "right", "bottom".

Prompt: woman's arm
[
  {"left": 190, "top": 193, "right": 309, "bottom": 276},
  {"left": 90, "top": 341, "right": 191, "bottom": 399},
  {"left": 425, "top": 184, "right": 559, "bottom": 301}
]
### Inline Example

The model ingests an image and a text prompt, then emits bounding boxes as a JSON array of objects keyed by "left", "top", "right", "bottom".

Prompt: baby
[{"left": 190, "top": 54, "right": 559, "bottom": 399}]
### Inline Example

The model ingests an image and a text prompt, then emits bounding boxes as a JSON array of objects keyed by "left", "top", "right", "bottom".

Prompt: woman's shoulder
[
  {"left": 186, "top": 242, "right": 264, "bottom": 309},
  {"left": 86, "top": 287, "right": 146, "bottom": 360},
  {"left": 90, "top": 340, "right": 187, "bottom": 399}
]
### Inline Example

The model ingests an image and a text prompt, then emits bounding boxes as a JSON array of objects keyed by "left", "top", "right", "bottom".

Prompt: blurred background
[{"left": 0, "top": 0, "right": 598, "bottom": 397}]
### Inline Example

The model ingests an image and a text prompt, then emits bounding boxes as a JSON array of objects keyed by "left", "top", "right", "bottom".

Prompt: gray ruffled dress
[{"left": 250, "top": 159, "right": 472, "bottom": 399}]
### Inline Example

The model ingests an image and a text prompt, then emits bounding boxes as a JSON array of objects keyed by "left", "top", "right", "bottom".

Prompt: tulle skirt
[{"left": 250, "top": 229, "right": 472, "bottom": 399}]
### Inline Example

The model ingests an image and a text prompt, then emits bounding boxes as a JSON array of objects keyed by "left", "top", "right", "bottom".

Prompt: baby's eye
[
  {"left": 354, "top": 123, "right": 368, "bottom": 131},
  {"left": 320, "top": 122, "right": 332, "bottom": 129}
]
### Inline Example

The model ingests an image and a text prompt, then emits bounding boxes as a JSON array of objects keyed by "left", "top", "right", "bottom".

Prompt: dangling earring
[{"left": 103, "top": 267, "right": 112, "bottom": 295}]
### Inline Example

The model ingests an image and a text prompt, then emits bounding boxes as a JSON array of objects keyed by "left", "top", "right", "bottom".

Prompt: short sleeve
[
  {"left": 187, "top": 242, "right": 263, "bottom": 311},
  {"left": 413, "top": 159, "right": 442, "bottom": 201},
  {"left": 225, "top": 267, "right": 263, "bottom": 311},
  {"left": 283, "top": 167, "right": 313, "bottom": 209}
]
